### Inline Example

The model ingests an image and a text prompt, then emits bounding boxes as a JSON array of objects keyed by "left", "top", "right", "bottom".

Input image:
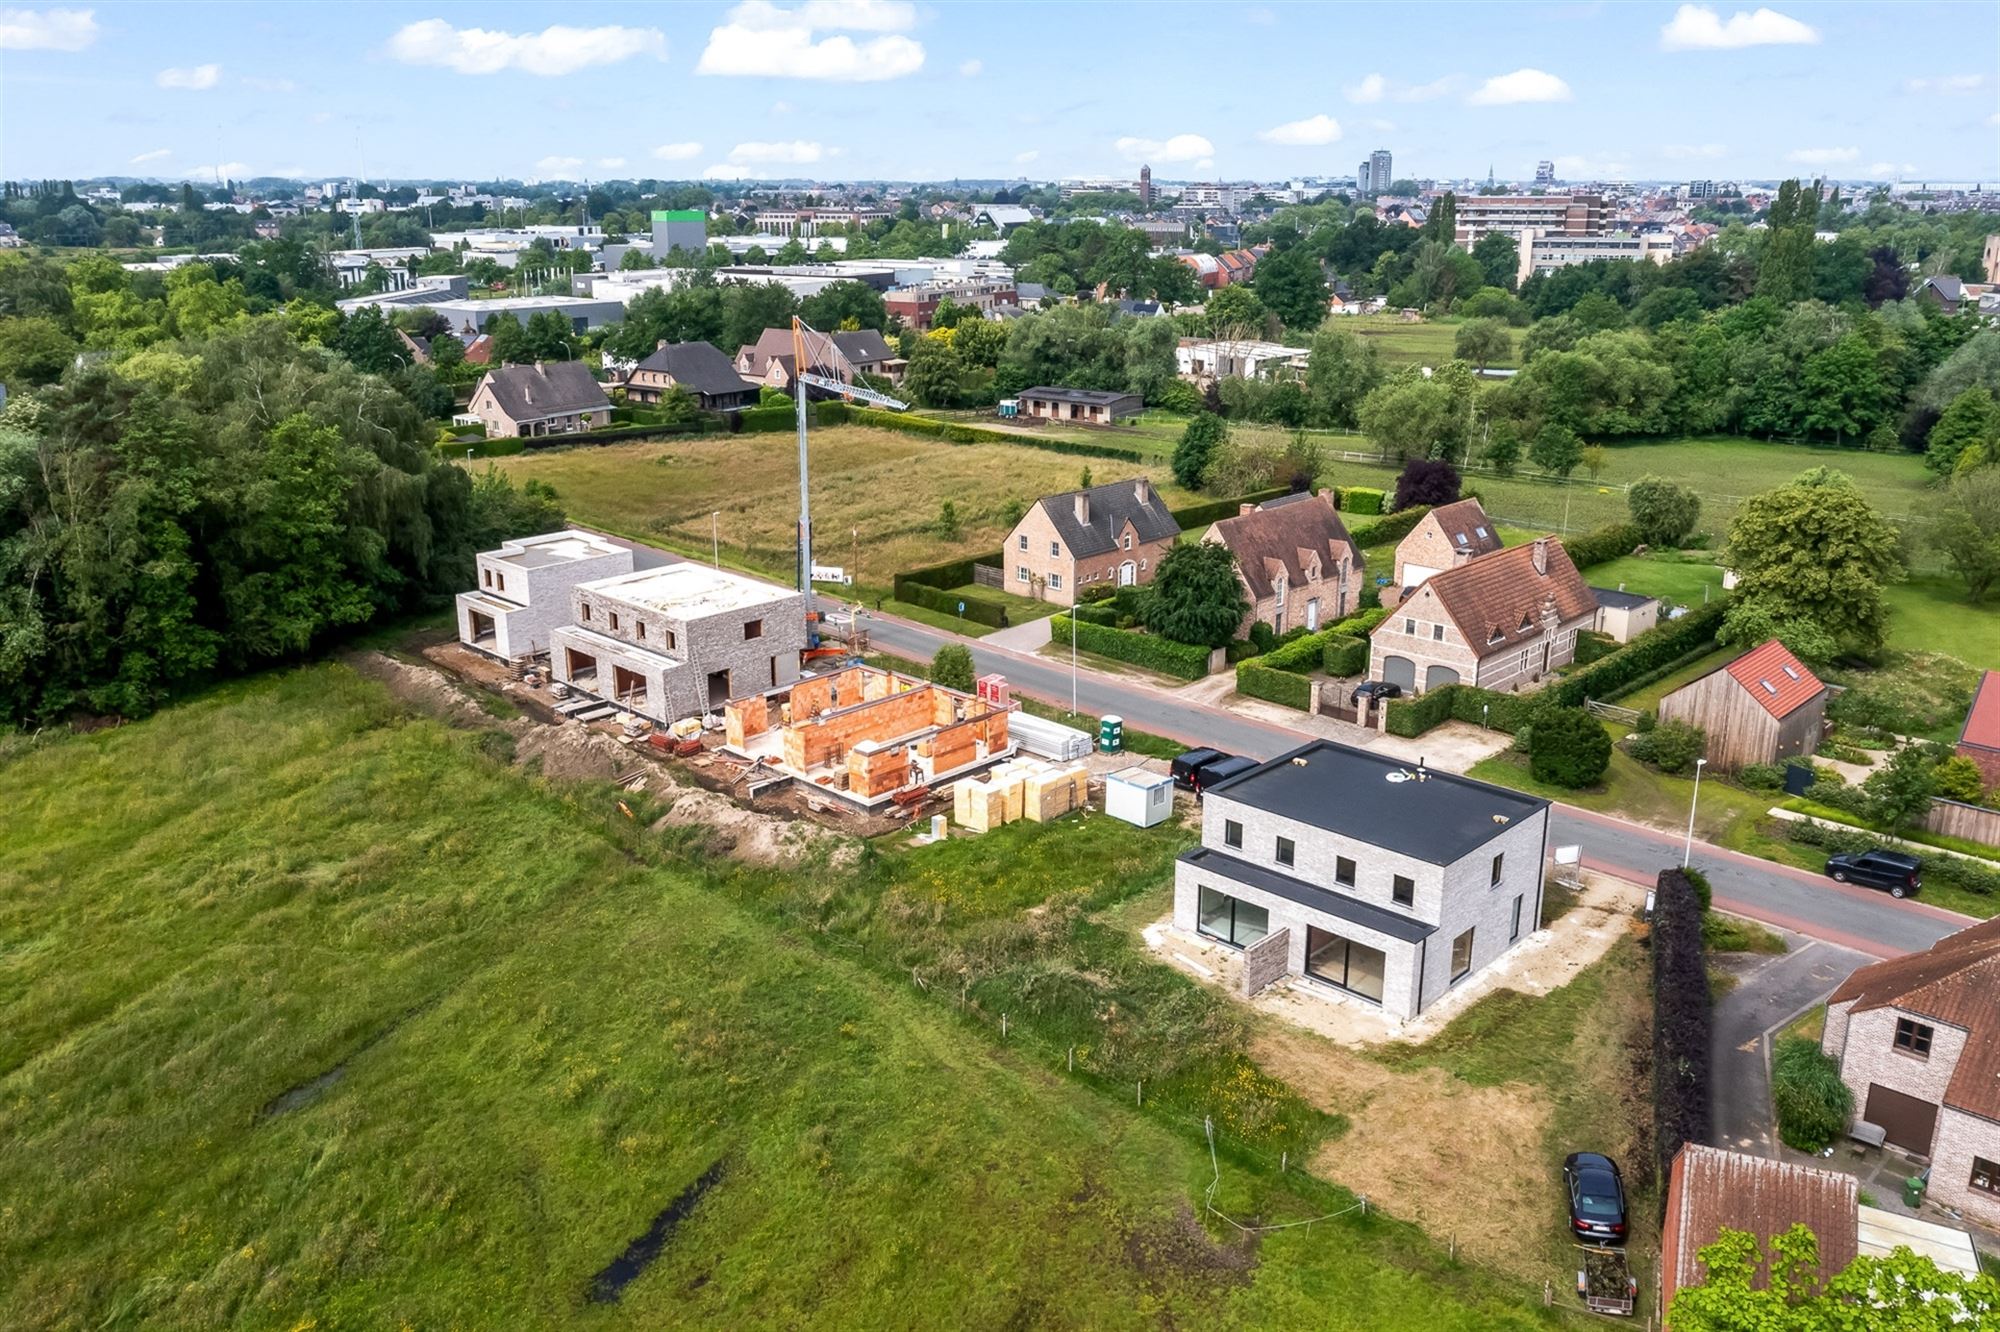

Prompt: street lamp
[
  {"left": 1682, "top": 757, "right": 1708, "bottom": 868},
  {"left": 711, "top": 510, "right": 720, "bottom": 568}
]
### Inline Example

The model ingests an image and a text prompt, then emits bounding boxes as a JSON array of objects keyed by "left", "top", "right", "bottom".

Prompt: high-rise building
[
  {"left": 1138, "top": 164, "right": 1153, "bottom": 207},
  {"left": 1356, "top": 159, "right": 1371, "bottom": 194},
  {"left": 1369, "top": 149, "right": 1393, "bottom": 193},
  {"left": 1534, "top": 160, "right": 1556, "bottom": 187},
  {"left": 1687, "top": 180, "right": 1720, "bottom": 200},
  {"left": 1453, "top": 194, "right": 1609, "bottom": 246}
]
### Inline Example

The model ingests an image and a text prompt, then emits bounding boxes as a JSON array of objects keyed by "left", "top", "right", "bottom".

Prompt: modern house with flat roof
[
  {"left": 1016, "top": 386, "right": 1143, "bottom": 425},
  {"left": 549, "top": 565, "right": 807, "bottom": 724},
  {"left": 1172, "top": 740, "right": 1550, "bottom": 1021},
  {"left": 456, "top": 530, "right": 633, "bottom": 662}
]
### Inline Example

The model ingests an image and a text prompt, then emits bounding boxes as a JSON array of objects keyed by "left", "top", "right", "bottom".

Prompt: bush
[
  {"left": 1168, "top": 487, "right": 1290, "bottom": 530},
  {"left": 1382, "top": 682, "right": 1544, "bottom": 738},
  {"left": 1934, "top": 755, "right": 1989, "bottom": 805},
  {"left": 1346, "top": 505, "right": 1429, "bottom": 548},
  {"left": 1050, "top": 615, "right": 1210, "bottom": 681},
  {"left": 1562, "top": 521, "right": 1643, "bottom": 572},
  {"left": 1339, "top": 486, "right": 1385, "bottom": 516},
  {"left": 1738, "top": 762, "right": 1785, "bottom": 792},
  {"left": 1248, "top": 621, "right": 1278, "bottom": 655},
  {"left": 897, "top": 582, "right": 1009, "bottom": 627},
  {"left": 1070, "top": 602, "right": 1120, "bottom": 626},
  {"left": 1529, "top": 707, "right": 1612, "bottom": 788},
  {"left": 1629, "top": 718, "right": 1707, "bottom": 774},
  {"left": 1546, "top": 599, "right": 1727, "bottom": 708},
  {"left": 1391, "top": 459, "right": 1460, "bottom": 512},
  {"left": 1653, "top": 867, "right": 1712, "bottom": 1181},
  {"left": 1771, "top": 1037, "right": 1852, "bottom": 1153},
  {"left": 1321, "top": 634, "right": 1368, "bottom": 677},
  {"left": 1626, "top": 476, "right": 1702, "bottom": 548},
  {"left": 1682, "top": 866, "right": 1713, "bottom": 912},
  {"left": 1236, "top": 661, "right": 1313, "bottom": 710},
  {"left": 1572, "top": 630, "right": 1618, "bottom": 666},
  {"left": 1256, "top": 608, "right": 1388, "bottom": 674},
  {"left": 929, "top": 644, "right": 975, "bottom": 692}
]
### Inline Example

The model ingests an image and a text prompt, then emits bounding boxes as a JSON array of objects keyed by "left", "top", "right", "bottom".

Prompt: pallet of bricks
[{"left": 950, "top": 757, "right": 1090, "bottom": 832}]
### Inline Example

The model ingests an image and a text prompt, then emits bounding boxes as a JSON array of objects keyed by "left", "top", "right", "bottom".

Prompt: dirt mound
[
  {"left": 345, "top": 650, "right": 495, "bottom": 727},
  {"left": 514, "top": 722, "right": 644, "bottom": 785},
  {"left": 652, "top": 785, "right": 859, "bottom": 869},
  {"left": 1252, "top": 1027, "right": 1551, "bottom": 1280},
  {"left": 1123, "top": 1203, "right": 1257, "bottom": 1290}
]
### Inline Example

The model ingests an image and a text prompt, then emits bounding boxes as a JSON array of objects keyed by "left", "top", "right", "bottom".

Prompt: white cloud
[
  {"left": 727, "top": 139, "right": 824, "bottom": 164},
  {"left": 1466, "top": 68, "right": 1571, "bottom": 105},
  {"left": 958, "top": 58, "right": 981, "bottom": 77},
  {"left": 387, "top": 19, "right": 665, "bottom": 76},
  {"left": 128, "top": 147, "right": 172, "bottom": 165},
  {"left": 535, "top": 155, "right": 585, "bottom": 176},
  {"left": 156, "top": 63, "right": 221, "bottom": 90},
  {"left": 240, "top": 75, "right": 297, "bottom": 93},
  {"left": 1786, "top": 146, "right": 1858, "bottom": 165},
  {"left": 598, "top": 157, "right": 627, "bottom": 169},
  {"left": 1112, "top": 132, "right": 1213, "bottom": 164},
  {"left": 0, "top": 6, "right": 97, "bottom": 50},
  {"left": 1258, "top": 113, "right": 1342, "bottom": 146},
  {"left": 1906, "top": 73, "right": 1985, "bottom": 94},
  {"left": 1867, "top": 161, "right": 1917, "bottom": 177},
  {"left": 652, "top": 141, "right": 703, "bottom": 160},
  {"left": 1346, "top": 72, "right": 1461, "bottom": 104},
  {"left": 771, "top": 99, "right": 793, "bottom": 114},
  {"left": 1344, "top": 73, "right": 1385, "bottom": 104},
  {"left": 195, "top": 161, "right": 250, "bottom": 182},
  {"left": 702, "top": 163, "right": 756, "bottom": 180},
  {"left": 1659, "top": 5, "right": 1818, "bottom": 51},
  {"left": 1661, "top": 142, "right": 1727, "bottom": 160},
  {"left": 696, "top": 0, "right": 923, "bottom": 81},
  {"left": 1013, "top": 149, "right": 1039, "bottom": 165}
]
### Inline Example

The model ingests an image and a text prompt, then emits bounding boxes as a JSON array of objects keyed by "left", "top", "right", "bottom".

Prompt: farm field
[
  {"left": 0, "top": 665, "right": 1570, "bottom": 1330},
  {"left": 490, "top": 426, "right": 1198, "bottom": 594},
  {"left": 1341, "top": 313, "right": 1524, "bottom": 370}
]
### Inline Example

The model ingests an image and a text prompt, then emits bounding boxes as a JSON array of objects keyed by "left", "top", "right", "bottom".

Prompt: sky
[{"left": 1, "top": 1, "right": 1996, "bottom": 186}]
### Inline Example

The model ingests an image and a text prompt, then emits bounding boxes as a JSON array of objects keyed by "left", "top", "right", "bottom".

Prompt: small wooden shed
[{"left": 1656, "top": 639, "right": 1827, "bottom": 770}]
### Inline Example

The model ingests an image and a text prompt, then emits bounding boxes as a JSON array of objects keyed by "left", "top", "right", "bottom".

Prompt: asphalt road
[
  {"left": 1710, "top": 937, "right": 1873, "bottom": 1154},
  {"left": 591, "top": 529, "right": 1968, "bottom": 962}
]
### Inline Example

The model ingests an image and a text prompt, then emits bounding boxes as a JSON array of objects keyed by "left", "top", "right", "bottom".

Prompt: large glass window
[
  {"left": 1197, "top": 886, "right": 1269, "bottom": 948},
  {"left": 1305, "top": 926, "right": 1386, "bottom": 1003},
  {"left": 1511, "top": 895, "right": 1524, "bottom": 942},
  {"left": 1450, "top": 927, "right": 1475, "bottom": 982}
]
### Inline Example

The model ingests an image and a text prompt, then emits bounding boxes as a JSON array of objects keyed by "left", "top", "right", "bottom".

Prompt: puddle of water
[
  {"left": 589, "top": 1160, "right": 727, "bottom": 1303},
  {"left": 259, "top": 1065, "right": 345, "bottom": 1118}
]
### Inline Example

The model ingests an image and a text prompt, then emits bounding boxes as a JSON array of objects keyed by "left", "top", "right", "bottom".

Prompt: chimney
[
  {"left": 1134, "top": 477, "right": 1152, "bottom": 505},
  {"left": 1318, "top": 487, "right": 1333, "bottom": 502},
  {"left": 657, "top": 339, "right": 668, "bottom": 351},
  {"left": 1532, "top": 536, "right": 1549, "bottom": 576},
  {"left": 1239, "top": 503, "right": 1257, "bottom": 516},
  {"left": 1074, "top": 491, "right": 1090, "bottom": 525}
]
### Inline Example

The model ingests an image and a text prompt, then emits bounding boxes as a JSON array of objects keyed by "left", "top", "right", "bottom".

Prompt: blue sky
[{"left": 2, "top": 1, "right": 1995, "bottom": 185}]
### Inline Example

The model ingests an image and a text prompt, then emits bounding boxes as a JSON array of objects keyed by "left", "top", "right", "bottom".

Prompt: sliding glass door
[
  {"left": 1197, "top": 885, "right": 1270, "bottom": 948},
  {"left": 1304, "top": 926, "right": 1386, "bottom": 1003}
]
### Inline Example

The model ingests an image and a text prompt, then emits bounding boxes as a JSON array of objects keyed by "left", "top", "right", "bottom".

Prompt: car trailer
[{"left": 1576, "top": 1245, "right": 1637, "bottom": 1316}]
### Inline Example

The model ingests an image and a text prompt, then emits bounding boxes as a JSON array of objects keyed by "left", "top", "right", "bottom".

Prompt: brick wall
[
  {"left": 1392, "top": 515, "right": 1478, "bottom": 587},
  {"left": 1002, "top": 502, "right": 1173, "bottom": 607},
  {"left": 1242, "top": 927, "right": 1291, "bottom": 997},
  {"left": 1927, "top": 1107, "right": 2000, "bottom": 1227},
  {"left": 1827, "top": 1004, "right": 1967, "bottom": 1153}
]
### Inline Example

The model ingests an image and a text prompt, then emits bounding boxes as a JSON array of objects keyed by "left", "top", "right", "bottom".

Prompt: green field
[
  {"left": 0, "top": 666, "right": 1570, "bottom": 1329},
  {"left": 1342, "top": 314, "right": 1524, "bottom": 371}
]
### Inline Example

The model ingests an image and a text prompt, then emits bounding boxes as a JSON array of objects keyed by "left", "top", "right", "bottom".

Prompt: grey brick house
[
  {"left": 1172, "top": 740, "right": 1551, "bottom": 1021},
  {"left": 457, "top": 530, "right": 633, "bottom": 662}
]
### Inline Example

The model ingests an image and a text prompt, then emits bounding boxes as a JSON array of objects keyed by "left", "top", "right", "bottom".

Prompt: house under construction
[{"left": 723, "top": 664, "right": 1016, "bottom": 808}]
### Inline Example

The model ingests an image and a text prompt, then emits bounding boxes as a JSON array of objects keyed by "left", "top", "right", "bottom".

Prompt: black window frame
[
  {"left": 1223, "top": 819, "right": 1243, "bottom": 849},
  {"left": 1195, "top": 885, "right": 1270, "bottom": 950},
  {"left": 1335, "top": 855, "right": 1356, "bottom": 887},
  {"left": 1275, "top": 836, "right": 1295, "bottom": 867},
  {"left": 1391, "top": 874, "right": 1414, "bottom": 907},
  {"left": 1510, "top": 894, "right": 1524, "bottom": 941},
  {"left": 1491, "top": 852, "right": 1505, "bottom": 887},
  {"left": 1971, "top": 1157, "right": 2000, "bottom": 1197},
  {"left": 1893, "top": 1017, "right": 1934, "bottom": 1058},
  {"left": 1450, "top": 927, "right": 1474, "bottom": 982}
]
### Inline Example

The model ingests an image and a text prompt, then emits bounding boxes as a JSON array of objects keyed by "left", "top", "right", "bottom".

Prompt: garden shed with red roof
[{"left": 1656, "top": 639, "right": 1828, "bottom": 770}]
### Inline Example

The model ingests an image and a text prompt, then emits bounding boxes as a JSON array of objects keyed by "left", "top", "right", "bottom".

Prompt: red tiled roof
[
  {"left": 1722, "top": 640, "right": 1824, "bottom": 720},
  {"left": 1662, "top": 1145, "right": 1856, "bottom": 1310},
  {"left": 1829, "top": 916, "right": 2000, "bottom": 1120},
  {"left": 1961, "top": 670, "right": 2000, "bottom": 752},
  {"left": 1402, "top": 537, "right": 1596, "bottom": 660}
]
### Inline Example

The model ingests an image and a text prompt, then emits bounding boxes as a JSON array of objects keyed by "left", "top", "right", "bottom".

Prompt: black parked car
[
  {"left": 1191, "top": 755, "right": 1258, "bottom": 798},
  {"left": 1826, "top": 849, "right": 1923, "bottom": 898},
  {"left": 1171, "top": 748, "right": 1229, "bottom": 791},
  {"left": 1351, "top": 680, "right": 1404, "bottom": 706},
  {"left": 1563, "top": 1152, "right": 1628, "bottom": 1246}
]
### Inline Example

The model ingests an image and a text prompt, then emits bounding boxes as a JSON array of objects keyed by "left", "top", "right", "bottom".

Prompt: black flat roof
[
  {"left": 1203, "top": 739, "right": 1547, "bottom": 865},
  {"left": 1181, "top": 847, "right": 1436, "bottom": 943},
  {"left": 1590, "top": 586, "right": 1657, "bottom": 611}
]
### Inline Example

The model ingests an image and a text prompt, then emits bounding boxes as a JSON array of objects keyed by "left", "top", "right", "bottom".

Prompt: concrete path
[
  {"left": 1709, "top": 933, "right": 1872, "bottom": 1157},
  {"left": 985, "top": 615, "right": 1054, "bottom": 653}
]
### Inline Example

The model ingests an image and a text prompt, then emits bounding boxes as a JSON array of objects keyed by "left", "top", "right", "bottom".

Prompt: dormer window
[
  {"left": 1518, "top": 612, "right": 1532, "bottom": 632},
  {"left": 1123, "top": 533, "right": 1133, "bottom": 550}
]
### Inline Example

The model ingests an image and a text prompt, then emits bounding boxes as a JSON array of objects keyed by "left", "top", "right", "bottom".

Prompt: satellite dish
[{"left": 1384, "top": 770, "right": 1411, "bottom": 784}]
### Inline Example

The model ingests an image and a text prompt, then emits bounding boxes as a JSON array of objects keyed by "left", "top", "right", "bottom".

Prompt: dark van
[{"left": 1171, "top": 748, "right": 1229, "bottom": 791}]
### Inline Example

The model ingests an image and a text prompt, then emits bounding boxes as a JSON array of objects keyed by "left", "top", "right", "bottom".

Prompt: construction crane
[{"left": 789, "top": 317, "right": 907, "bottom": 640}]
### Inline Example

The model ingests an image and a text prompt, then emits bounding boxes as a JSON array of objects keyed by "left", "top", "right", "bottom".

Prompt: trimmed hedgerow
[
  {"left": 1236, "top": 662, "right": 1313, "bottom": 710},
  {"left": 1653, "top": 866, "right": 1713, "bottom": 1184},
  {"left": 1321, "top": 634, "right": 1368, "bottom": 677},
  {"left": 1347, "top": 505, "right": 1431, "bottom": 548},
  {"left": 1544, "top": 599, "right": 1728, "bottom": 708},
  {"left": 897, "top": 583, "right": 1009, "bottom": 628},
  {"left": 1779, "top": 819, "right": 2000, "bottom": 897},
  {"left": 1339, "top": 486, "right": 1385, "bottom": 515},
  {"left": 1562, "top": 521, "right": 1642, "bottom": 571},
  {"left": 1050, "top": 615, "right": 1210, "bottom": 681},
  {"left": 846, "top": 407, "right": 1148, "bottom": 461},
  {"left": 1383, "top": 682, "right": 1546, "bottom": 738},
  {"left": 1169, "top": 488, "right": 1292, "bottom": 530}
]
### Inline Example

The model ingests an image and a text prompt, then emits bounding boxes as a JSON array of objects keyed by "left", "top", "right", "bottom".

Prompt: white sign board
[
  {"left": 810, "top": 564, "right": 852, "bottom": 585},
  {"left": 1553, "top": 845, "right": 1581, "bottom": 866}
]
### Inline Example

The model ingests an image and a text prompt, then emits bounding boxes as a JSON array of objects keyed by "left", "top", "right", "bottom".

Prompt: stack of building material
[
  {"left": 1023, "top": 766, "right": 1090, "bottom": 822},
  {"left": 1009, "top": 711, "right": 1093, "bottom": 762},
  {"left": 951, "top": 775, "right": 1009, "bottom": 832}
]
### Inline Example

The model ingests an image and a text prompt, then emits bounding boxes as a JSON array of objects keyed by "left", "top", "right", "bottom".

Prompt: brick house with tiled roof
[
  {"left": 1656, "top": 640, "right": 1827, "bottom": 771},
  {"left": 1954, "top": 669, "right": 2000, "bottom": 793},
  {"left": 1368, "top": 536, "right": 1596, "bottom": 695},
  {"left": 1391, "top": 498, "right": 1505, "bottom": 591},
  {"left": 1821, "top": 917, "right": 2000, "bottom": 1227},
  {"left": 1002, "top": 477, "right": 1180, "bottom": 606},
  {"left": 1203, "top": 491, "right": 1363, "bottom": 639}
]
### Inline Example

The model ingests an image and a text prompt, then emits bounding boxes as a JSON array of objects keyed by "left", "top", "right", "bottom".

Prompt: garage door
[
  {"left": 1426, "top": 664, "right": 1461, "bottom": 690},
  {"left": 1864, "top": 1084, "right": 1939, "bottom": 1154},
  {"left": 1380, "top": 655, "right": 1416, "bottom": 690}
]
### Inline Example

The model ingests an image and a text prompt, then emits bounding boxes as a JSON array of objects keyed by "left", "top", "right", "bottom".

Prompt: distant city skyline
[{"left": 2, "top": 2, "right": 1995, "bottom": 185}]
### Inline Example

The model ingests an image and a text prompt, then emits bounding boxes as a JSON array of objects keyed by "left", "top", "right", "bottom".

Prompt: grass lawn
[
  {"left": 1586, "top": 553, "right": 1729, "bottom": 610},
  {"left": 1615, "top": 645, "right": 1739, "bottom": 715},
  {"left": 489, "top": 426, "right": 1196, "bottom": 595},
  {"left": 1884, "top": 574, "right": 2000, "bottom": 671},
  {"left": 1342, "top": 314, "right": 1523, "bottom": 371}
]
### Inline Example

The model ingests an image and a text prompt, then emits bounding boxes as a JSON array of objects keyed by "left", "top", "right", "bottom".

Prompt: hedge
[
  {"left": 1563, "top": 521, "right": 1642, "bottom": 571},
  {"left": 1771, "top": 1038, "right": 1852, "bottom": 1153},
  {"left": 1321, "top": 634, "right": 1368, "bottom": 677},
  {"left": 1051, "top": 614, "right": 1210, "bottom": 681},
  {"left": 735, "top": 405, "right": 797, "bottom": 433},
  {"left": 1384, "top": 682, "right": 1546, "bottom": 738},
  {"left": 847, "top": 407, "right": 1148, "bottom": 462},
  {"left": 898, "top": 582, "right": 1009, "bottom": 628},
  {"left": 438, "top": 437, "right": 526, "bottom": 459},
  {"left": 1339, "top": 486, "right": 1385, "bottom": 515},
  {"left": 1256, "top": 606, "right": 1389, "bottom": 674},
  {"left": 1169, "top": 487, "right": 1292, "bottom": 530},
  {"left": 1652, "top": 867, "right": 1713, "bottom": 1185},
  {"left": 1348, "top": 505, "right": 1431, "bottom": 548},
  {"left": 893, "top": 551, "right": 1002, "bottom": 600},
  {"left": 1236, "top": 661, "right": 1313, "bottom": 710},
  {"left": 1779, "top": 818, "right": 2000, "bottom": 897},
  {"left": 1544, "top": 598, "right": 1728, "bottom": 708},
  {"left": 1071, "top": 602, "right": 1121, "bottom": 626}
]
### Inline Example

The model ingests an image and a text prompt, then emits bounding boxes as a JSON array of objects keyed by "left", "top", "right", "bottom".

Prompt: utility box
[
  {"left": 1099, "top": 715, "right": 1124, "bottom": 753},
  {"left": 1105, "top": 768, "right": 1173, "bottom": 828}
]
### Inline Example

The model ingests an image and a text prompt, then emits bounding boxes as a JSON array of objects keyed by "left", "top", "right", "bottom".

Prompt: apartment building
[{"left": 1453, "top": 194, "right": 1609, "bottom": 246}]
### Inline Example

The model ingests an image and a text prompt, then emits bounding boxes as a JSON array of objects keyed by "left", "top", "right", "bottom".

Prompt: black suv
[
  {"left": 1563, "top": 1152, "right": 1628, "bottom": 1245},
  {"left": 1825, "top": 849, "right": 1923, "bottom": 898},
  {"left": 1351, "top": 680, "right": 1404, "bottom": 706}
]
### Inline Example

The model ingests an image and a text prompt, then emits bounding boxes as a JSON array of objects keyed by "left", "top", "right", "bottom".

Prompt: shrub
[
  {"left": 1738, "top": 762, "right": 1785, "bottom": 792},
  {"left": 1144, "top": 541, "right": 1248, "bottom": 649},
  {"left": 1339, "top": 486, "right": 1385, "bottom": 516},
  {"left": 1236, "top": 661, "right": 1312, "bottom": 710},
  {"left": 929, "top": 644, "right": 975, "bottom": 692},
  {"left": 1529, "top": 707, "right": 1612, "bottom": 788},
  {"left": 1653, "top": 867, "right": 1712, "bottom": 1181},
  {"left": 1321, "top": 634, "right": 1368, "bottom": 677},
  {"left": 1572, "top": 630, "right": 1618, "bottom": 666},
  {"left": 1932, "top": 755, "right": 1989, "bottom": 805},
  {"left": 1391, "top": 458, "right": 1460, "bottom": 512},
  {"left": 1545, "top": 599, "right": 1727, "bottom": 707},
  {"left": 1173, "top": 412, "right": 1227, "bottom": 488},
  {"left": 1771, "top": 1037, "right": 1852, "bottom": 1153},
  {"left": 1070, "top": 602, "right": 1120, "bottom": 626},
  {"left": 1248, "top": 621, "right": 1278, "bottom": 656},
  {"left": 1629, "top": 718, "right": 1707, "bottom": 774},
  {"left": 1382, "top": 682, "right": 1544, "bottom": 738},
  {"left": 1050, "top": 615, "right": 1210, "bottom": 681},
  {"left": 1076, "top": 581, "right": 1117, "bottom": 604},
  {"left": 1562, "top": 521, "right": 1643, "bottom": 571},
  {"left": 1626, "top": 475, "right": 1703, "bottom": 547},
  {"left": 1635, "top": 709, "right": 1657, "bottom": 734},
  {"left": 1256, "top": 608, "right": 1389, "bottom": 674}
]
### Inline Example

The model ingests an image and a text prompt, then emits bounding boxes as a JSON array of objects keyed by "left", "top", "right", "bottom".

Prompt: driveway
[{"left": 1710, "top": 932, "right": 1873, "bottom": 1156}]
